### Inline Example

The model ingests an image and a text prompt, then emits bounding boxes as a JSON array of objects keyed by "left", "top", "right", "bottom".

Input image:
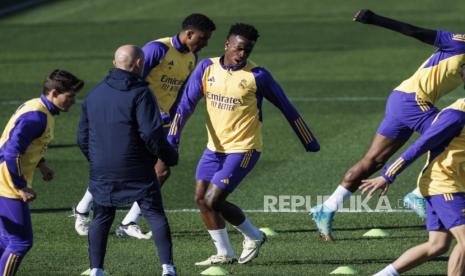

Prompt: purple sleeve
[
  {"left": 142, "top": 41, "right": 169, "bottom": 79},
  {"left": 383, "top": 109, "right": 465, "bottom": 183},
  {"left": 3, "top": 111, "right": 47, "bottom": 189},
  {"left": 253, "top": 67, "right": 320, "bottom": 152},
  {"left": 434, "top": 30, "right": 465, "bottom": 52},
  {"left": 77, "top": 101, "right": 89, "bottom": 160},
  {"left": 167, "top": 59, "right": 212, "bottom": 148}
]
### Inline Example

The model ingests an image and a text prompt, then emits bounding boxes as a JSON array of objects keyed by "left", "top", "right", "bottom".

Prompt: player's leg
[
  {"left": 117, "top": 154, "right": 172, "bottom": 239},
  {"left": 0, "top": 197, "right": 33, "bottom": 276},
  {"left": 375, "top": 195, "right": 452, "bottom": 275},
  {"left": 88, "top": 202, "right": 116, "bottom": 275},
  {"left": 447, "top": 225, "right": 465, "bottom": 275},
  {"left": 194, "top": 180, "right": 235, "bottom": 265},
  {"left": 311, "top": 133, "right": 408, "bottom": 241},
  {"left": 74, "top": 189, "right": 93, "bottom": 236},
  {"left": 432, "top": 193, "right": 465, "bottom": 275},
  {"left": 374, "top": 230, "right": 451, "bottom": 275},
  {"left": 208, "top": 150, "right": 265, "bottom": 264},
  {"left": 115, "top": 202, "right": 150, "bottom": 239},
  {"left": 138, "top": 184, "right": 175, "bottom": 276},
  {"left": 312, "top": 92, "right": 414, "bottom": 240}
]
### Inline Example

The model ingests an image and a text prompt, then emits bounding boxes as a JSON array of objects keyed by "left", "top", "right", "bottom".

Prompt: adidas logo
[
  {"left": 207, "top": 76, "right": 215, "bottom": 82},
  {"left": 168, "top": 60, "right": 174, "bottom": 66}
]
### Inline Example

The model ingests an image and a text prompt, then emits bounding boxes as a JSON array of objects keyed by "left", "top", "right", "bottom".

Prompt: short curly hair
[
  {"left": 227, "top": 23, "right": 260, "bottom": 42},
  {"left": 182, "top": 14, "right": 216, "bottom": 32}
]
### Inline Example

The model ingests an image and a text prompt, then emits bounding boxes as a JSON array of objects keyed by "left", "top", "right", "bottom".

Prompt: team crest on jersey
[{"left": 239, "top": 79, "right": 247, "bottom": 89}]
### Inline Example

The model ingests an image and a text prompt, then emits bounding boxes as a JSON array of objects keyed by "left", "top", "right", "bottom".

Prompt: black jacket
[{"left": 78, "top": 68, "right": 177, "bottom": 206}]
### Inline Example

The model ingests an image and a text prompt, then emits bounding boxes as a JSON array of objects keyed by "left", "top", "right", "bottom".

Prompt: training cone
[
  {"left": 363, "top": 228, "right": 389, "bottom": 238},
  {"left": 259, "top": 227, "right": 278, "bottom": 236},
  {"left": 200, "top": 266, "right": 229, "bottom": 275},
  {"left": 330, "top": 266, "right": 358, "bottom": 274}
]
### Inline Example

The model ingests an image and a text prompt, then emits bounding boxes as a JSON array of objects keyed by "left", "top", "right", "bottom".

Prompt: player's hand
[
  {"left": 18, "top": 187, "right": 36, "bottom": 202},
  {"left": 353, "top": 9, "right": 375, "bottom": 24},
  {"left": 38, "top": 162, "right": 54, "bottom": 181},
  {"left": 359, "top": 176, "right": 389, "bottom": 198}
]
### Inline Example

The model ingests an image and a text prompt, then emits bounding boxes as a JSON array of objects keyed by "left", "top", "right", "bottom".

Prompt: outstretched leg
[{"left": 311, "top": 133, "right": 408, "bottom": 240}]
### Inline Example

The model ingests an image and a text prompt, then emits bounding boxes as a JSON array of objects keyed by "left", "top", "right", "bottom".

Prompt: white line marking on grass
[
  {"left": 1, "top": 96, "right": 460, "bottom": 106},
  {"left": 156, "top": 209, "right": 413, "bottom": 213}
]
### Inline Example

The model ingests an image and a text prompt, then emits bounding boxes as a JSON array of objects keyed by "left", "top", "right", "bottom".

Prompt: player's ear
[
  {"left": 224, "top": 40, "right": 229, "bottom": 50},
  {"left": 48, "top": 89, "right": 58, "bottom": 98}
]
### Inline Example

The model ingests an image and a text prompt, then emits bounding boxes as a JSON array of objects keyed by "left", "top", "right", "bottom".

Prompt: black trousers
[{"left": 88, "top": 185, "right": 173, "bottom": 269}]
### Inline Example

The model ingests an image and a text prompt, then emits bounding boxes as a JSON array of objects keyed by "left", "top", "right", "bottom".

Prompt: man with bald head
[{"left": 78, "top": 45, "right": 178, "bottom": 276}]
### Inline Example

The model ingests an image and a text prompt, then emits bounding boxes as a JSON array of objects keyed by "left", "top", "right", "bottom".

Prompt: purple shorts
[
  {"left": 425, "top": 193, "right": 465, "bottom": 231},
  {"left": 196, "top": 148, "right": 260, "bottom": 191},
  {"left": 377, "top": 91, "right": 439, "bottom": 140}
]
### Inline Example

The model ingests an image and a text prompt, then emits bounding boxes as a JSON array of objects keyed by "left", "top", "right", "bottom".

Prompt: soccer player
[
  {"left": 359, "top": 97, "right": 465, "bottom": 276},
  {"left": 167, "top": 23, "right": 320, "bottom": 265},
  {"left": 0, "top": 70, "right": 84, "bottom": 275},
  {"left": 73, "top": 13, "right": 216, "bottom": 238},
  {"left": 78, "top": 45, "right": 178, "bottom": 276},
  {"left": 311, "top": 9, "right": 465, "bottom": 241}
]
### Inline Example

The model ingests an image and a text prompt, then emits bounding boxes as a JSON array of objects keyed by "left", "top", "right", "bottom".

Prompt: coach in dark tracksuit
[{"left": 77, "top": 45, "right": 178, "bottom": 276}]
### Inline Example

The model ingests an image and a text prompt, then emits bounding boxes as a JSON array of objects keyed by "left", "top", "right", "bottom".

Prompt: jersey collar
[
  {"left": 219, "top": 56, "right": 247, "bottom": 71},
  {"left": 40, "top": 95, "right": 60, "bottom": 115},
  {"left": 172, "top": 34, "right": 189, "bottom": 54}
]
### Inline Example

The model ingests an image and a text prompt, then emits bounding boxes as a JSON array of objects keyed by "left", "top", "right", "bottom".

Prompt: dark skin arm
[{"left": 353, "top": 9, "right": 437, "bottom": 45}]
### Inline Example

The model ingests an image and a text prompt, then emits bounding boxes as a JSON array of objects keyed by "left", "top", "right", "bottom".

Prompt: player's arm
[
  {"left": 141, "top": 41, "right": 169, "bottom": 79},
  {"left": 2, "top": 112, "right": 47, "bottom": 190},
  {"left": 383, "top": 109, "right": 465, "bottom": 183},
  {"left": 253, "top": 67, "right": 320, "bottom": 152},
  {"left": 353, "top": 9, "right": 436, "bottom": 45},
  {"left": 77, "top": 100, "right": 90, "bottom": 160},
  {"left": 167, "top": 59, "right": 211, "bottom": 149},
  {"left": 360, "top": 109, "right": 465, "bottom": 197},
  {"left": 135, "top": 89, "right": 178, "bottom": 166}
]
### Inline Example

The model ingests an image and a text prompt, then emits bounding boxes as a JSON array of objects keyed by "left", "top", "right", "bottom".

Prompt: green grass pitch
[{"left": 1, "top": 0, "right": 464, "bottom": 275}]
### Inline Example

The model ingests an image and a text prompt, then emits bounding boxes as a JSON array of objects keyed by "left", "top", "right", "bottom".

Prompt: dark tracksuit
[{"left": 77, "top": 68, "right": 178, "bottom": 269}]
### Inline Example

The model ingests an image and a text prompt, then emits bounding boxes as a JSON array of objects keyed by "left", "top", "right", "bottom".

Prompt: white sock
[
  {"left": 323, "top": 185, "right": 352, "bottom": 212},
  {"left": 76, "top": 189, "right": 93, "bottom": 214},
  {"left": 162, "top": 264, "right": 175, "bottom": 275},
  {"left": 411, "top": 187, "right": 423, "bottom": 198},
  {"left": 233, "top": 218, "right": 263, "bottom": 240},
  {"left": 373, "top": 264, "right": 399, "bottom": 276},
  {"left": 208, "top": 228, "right": 235, "bottom": 257},
  {"left": 90, "top": 268, "right": 104, "bottom": 276},
  {"left": 121, "top": 202, "right": 141, "bottom": 225}
]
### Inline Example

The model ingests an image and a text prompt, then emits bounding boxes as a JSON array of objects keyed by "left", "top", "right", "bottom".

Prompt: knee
[
  {"left": 204, "top": 197, "right": 223, "bottom": 212},
  {"left": 195, "top": 194, "right": 207, "bottom": 210}
]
